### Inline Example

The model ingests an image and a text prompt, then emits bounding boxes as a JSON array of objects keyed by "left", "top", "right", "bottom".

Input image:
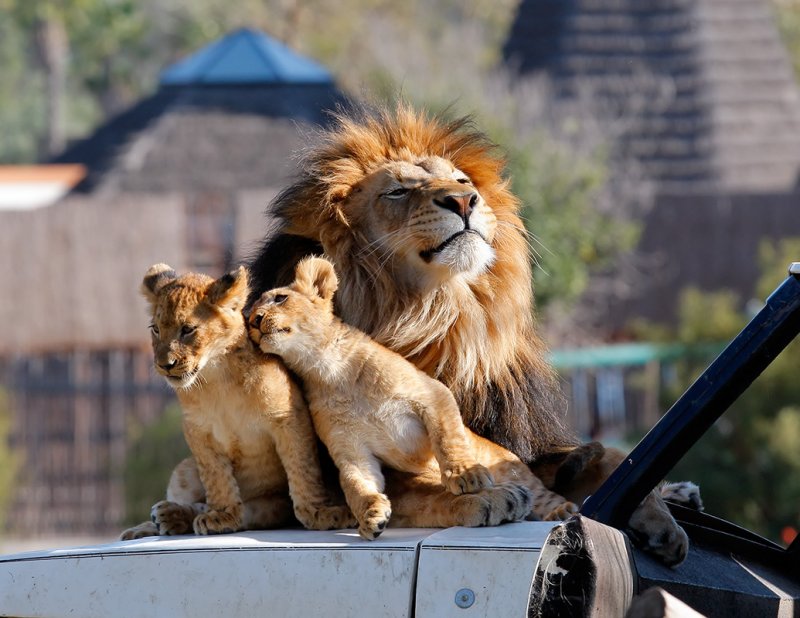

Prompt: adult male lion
[{"left": 249, "top": 104, "right": 690, "bottom": 565}]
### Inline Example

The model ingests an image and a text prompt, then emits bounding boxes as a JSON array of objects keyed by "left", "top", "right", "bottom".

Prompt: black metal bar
[{"left": 581, "top": 268, "right": 800, "bottom": 529}]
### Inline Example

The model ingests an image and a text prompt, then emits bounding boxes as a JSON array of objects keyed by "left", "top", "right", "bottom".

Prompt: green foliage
[
  {"left": 506, "top": 134, "right": 637, "bottom": 308},
  {"left": 0, "top": 14, "right": 46, "bottom": 162},
  {"left": 653, "top": 239, "right": 800, "bottom": 542},
  {"left": 675, "top": 288, "right": 743, "bottom": 344},
  {"left": 123, "top": 404, "right": 189, "bottom": 526},
  {"left": 0, "top": 389, "right": 21, "bottom": 531},
  {"left": 774, "top": 0, "right": 800, "bottom": 81}
]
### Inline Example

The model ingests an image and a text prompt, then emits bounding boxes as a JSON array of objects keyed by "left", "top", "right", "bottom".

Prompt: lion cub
[
  {"left": 249, "top": 257, "right": 577, "bottom": 539},
  {"left": 120, "top": 264, "right": 352, "bottom": 540}
]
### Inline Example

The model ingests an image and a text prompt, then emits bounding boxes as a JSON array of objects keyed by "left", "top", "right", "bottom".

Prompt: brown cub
[
  {"left": 249, "top": 257, "right": 577, "bottom": 540},
  {"left": 120, "top": 264, "right": 353, "bottom": 540}
]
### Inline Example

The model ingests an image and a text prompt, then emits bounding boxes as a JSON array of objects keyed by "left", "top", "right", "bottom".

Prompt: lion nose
[
  {"left": 434, "top": 192, "right": 478, "bottom": 223},
  {"left": 250, "top": 313, "right": 263, "bottom": 329}
]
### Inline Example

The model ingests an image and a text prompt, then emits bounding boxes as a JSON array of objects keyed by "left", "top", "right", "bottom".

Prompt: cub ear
[
  {"left": 294, "top": 257, "right": 339, "bottom": 301},
  {"left": 207, "top": 266, "right": 249, "bottom": 313},
  {"left": 141, "top": 264, "right": 177, "bottom": 304}
]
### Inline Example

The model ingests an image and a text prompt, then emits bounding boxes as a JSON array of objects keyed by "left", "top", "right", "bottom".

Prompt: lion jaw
[{"left": 418, "top": 229, "right": 496, "bottom": 279}]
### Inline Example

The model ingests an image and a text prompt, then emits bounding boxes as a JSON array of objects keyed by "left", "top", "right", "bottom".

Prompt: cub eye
[
  {"left": 384, "top": 187, "right": 410, "bottom": 199},
  {"left": 149, "top": 324, "right": 159, "bottom": 336},
  {"left": 272, "top": 294, "right": 288, "bottom": 305},
  {"left": 180, "top": 324, "right": 196, "bottom": 338}
]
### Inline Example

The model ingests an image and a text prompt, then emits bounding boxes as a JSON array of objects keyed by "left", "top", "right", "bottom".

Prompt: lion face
[
  {"left": 141, "top": 264, "right": 248, "bottom": 390},
  {"left": 351, "top": 157, "right": 497, "bottom": 285},
  {"left": 249, "top": 257, "right": 337, "bottom": 360}
]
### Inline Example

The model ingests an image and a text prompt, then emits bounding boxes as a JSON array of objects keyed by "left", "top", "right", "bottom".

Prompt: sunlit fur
[
  {"left": 119, "top": 264, "right": 353, "bottom": 540},
  {"left": 250, "top": 103, "right": 575, "bottom": 462}
]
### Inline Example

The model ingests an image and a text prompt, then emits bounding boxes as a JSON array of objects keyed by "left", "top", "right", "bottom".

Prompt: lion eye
[
  {"left": 272, "top": 294, "right": 288, "bottom": 305},
  {"left": 180, "top": 324, "right": 196, "bottom": 338},
  {"left": 149, "top": 324, "right": 159, "bottom": 336},
  {"left": 456, "top": 177, "right": 471, "bottom": 185},
  {"left": 384, "top": 187, "right": 410, "bottom": 199}
]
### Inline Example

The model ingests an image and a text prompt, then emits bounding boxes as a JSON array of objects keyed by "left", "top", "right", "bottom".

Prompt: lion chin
[{"left": 419, "top": 230, "right": 496, "bottom": 280}]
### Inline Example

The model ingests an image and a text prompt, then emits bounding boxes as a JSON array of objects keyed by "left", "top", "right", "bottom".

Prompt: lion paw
[
  {"left": 455, "top": 482, "right": 532, "bottom": 527},
  {"left": 542, "top": 501, "right": 579, "bottom": 521},
  {"left": 119, "top": 521, "right": 158, "bottom": 541},
  {"left": 193, "top": 509, "right": 242, "bottom": 535},
  {"left": 355, "top": 494, "right": 392, "bottom": 540},
  {"left": 627, "top": 491, "right": 689, "bottom": 567},
  {"left": 660, "top": 481, "right": 703, "bottom": 512},
  {"left": 442, "top": 463, "right": 494, "bottom": 495},
  {"left": 295, "top": 503, "right": 356, "bottom": 530}
]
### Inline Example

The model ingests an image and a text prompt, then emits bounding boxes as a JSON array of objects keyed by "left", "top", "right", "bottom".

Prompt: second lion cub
[{"left": 249, "top": 257, "right": 577, "bottom": 540}]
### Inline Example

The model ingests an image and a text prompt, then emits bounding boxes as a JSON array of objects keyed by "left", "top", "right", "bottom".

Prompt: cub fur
[
  {"left": 249, "top": 257, "right": 577, "bottom": 540},
  {"left": 120, "top": 264, "right": 352, "bottom": 540}
]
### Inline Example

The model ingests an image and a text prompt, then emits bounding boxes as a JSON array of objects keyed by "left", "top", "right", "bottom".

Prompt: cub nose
[
  {"left": 158, "top": 359, "right": 177, "bottom": 372},
  {"left": 433, "top": 192, "right": 478, "bottom": 222}
]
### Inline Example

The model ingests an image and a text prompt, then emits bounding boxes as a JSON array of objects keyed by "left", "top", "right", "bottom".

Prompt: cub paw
[
  {"left": 542, "top": 501, "right": 579, "bottom": 521},
  {"left": 193, "top": 509, "right": 242, "bottom": 535},
  {"left": 442, "top": 463, "right": 494, "bottom": 495},
  {"left": 151, "top": 500, "right": 196, "bottom": 536},
  {"left": 660, "top": 481, "right": 704, "bottom": 512},
  {"left": 295, "top": 504, "right": 356, "bottom": 531},
  {"left": 119, "top": 521, "right": 158, "bottom": 541},
  {"left": 455, "top": 482, "right": 532, "bottom": 527},
  {"left": 356, "top": 494, "right": 392, "bottom": 540}
]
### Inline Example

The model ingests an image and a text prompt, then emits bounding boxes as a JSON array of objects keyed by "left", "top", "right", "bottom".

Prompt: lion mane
[{"left": 249, "top": 104, "right": 578, "bottom": 463}]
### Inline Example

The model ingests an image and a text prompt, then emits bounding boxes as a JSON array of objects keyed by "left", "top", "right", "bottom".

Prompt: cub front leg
[
  {"left": 329, "top": 446, "right": 391, "bottom": 540},
  {"left": 186, "top": 426, "right": 244, "bottom": 535},
  {"left": 269, "top": 397, "right": 355, "bottom": 531},
  {"left": 119, "top": 456, "right": 207, "bottom": 540},
  {"left": 411, "top": 388, "right": 493, "bottom": 495}
]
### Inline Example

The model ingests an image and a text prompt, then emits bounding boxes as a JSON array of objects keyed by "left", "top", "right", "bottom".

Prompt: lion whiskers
[{"left": 495, "top": 220, "right": 549, "bottom": 270}]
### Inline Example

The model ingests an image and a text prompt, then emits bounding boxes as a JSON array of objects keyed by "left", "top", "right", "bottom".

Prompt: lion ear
[
  {"left": 294, "top": 257, "right": 339, "bottom": 302},
  {"left": 141, "top": 264, "right": 177, "bottom": 305},
  {"left": 207, "top": 266, "right": 249, "bottom": 313}
]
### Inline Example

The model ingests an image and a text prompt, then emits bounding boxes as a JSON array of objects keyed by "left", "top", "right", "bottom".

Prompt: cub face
[
  {"left": 249, "top": 257, "right": 338, "bottom": 358},
  {"left": 141, "top": 264, "right": 249, "bottom": 390}
]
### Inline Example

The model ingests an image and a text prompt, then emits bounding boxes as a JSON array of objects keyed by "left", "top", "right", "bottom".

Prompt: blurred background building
[{"left": 0, "top": 0, "right": 798, "bottom": 544}]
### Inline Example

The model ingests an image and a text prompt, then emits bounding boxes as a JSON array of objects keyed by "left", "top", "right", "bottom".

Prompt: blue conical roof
[{"left": 159, "top": 28, "right": 333, "bottom": 86}]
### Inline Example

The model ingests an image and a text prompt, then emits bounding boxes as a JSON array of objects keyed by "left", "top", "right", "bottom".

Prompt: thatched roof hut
[
  {"left": 503, "top": 0, "right": 800, "bottom": 332},
  {"left": 504, "top": 0, "right": 800, "bottom": 193},
  {"left": 1, "top": 28, "right": 345, "bottom": 355}
]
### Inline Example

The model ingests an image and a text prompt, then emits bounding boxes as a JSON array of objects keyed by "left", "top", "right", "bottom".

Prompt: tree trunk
[{"left": 33, "top": 16, "right": 69, "bottom": 158}]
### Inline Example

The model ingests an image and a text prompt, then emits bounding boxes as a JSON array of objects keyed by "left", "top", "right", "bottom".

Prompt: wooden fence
[{"left": 1, "top": 348, "right": 175, "bottom": 535}]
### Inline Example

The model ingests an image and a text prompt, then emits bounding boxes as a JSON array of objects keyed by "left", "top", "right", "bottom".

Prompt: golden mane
[{"left": 249, "top": 104, "right": 577, "bottom": 461}]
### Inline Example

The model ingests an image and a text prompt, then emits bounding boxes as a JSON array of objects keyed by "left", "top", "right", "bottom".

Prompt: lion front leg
[
  {"left": 386, "top": 471, "right": 532, "bottom": 528},
  {"left": 537, "top": 445, "right": 690, "bottom": 566}
]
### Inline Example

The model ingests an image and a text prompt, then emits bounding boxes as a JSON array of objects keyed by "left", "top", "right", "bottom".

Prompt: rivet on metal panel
[{"left": 455, "top": 588, "right": 475, "bottom": 609}]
